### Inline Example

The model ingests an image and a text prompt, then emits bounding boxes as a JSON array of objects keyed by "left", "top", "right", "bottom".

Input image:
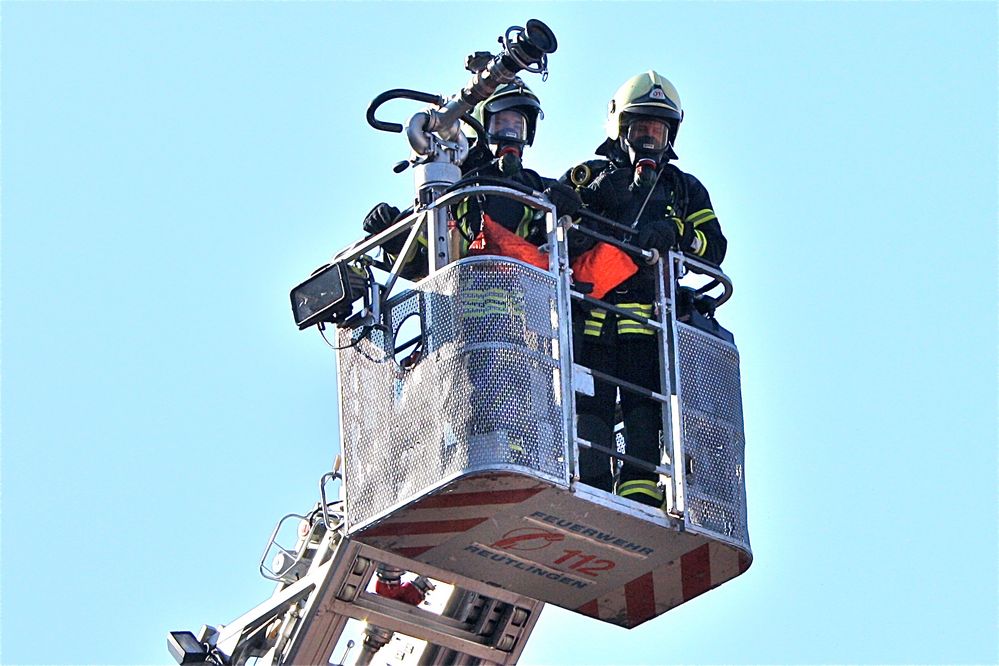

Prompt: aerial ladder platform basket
[{"left": 337, "top": 189, "right": 751, "bottom": 630}]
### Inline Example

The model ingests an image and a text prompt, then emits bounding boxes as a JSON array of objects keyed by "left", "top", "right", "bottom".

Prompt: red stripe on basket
[
  {"left": 360, "top": 517, "right": 488, "bottom": 537},
  {"left": 624, "top": 572, "right": 657, "bottom": 626},
  {"left": 393, "top": 545, "right": 434, "bottom": 558},
  {"left": 576, "top": 599, "right": 600, "bottom": 618},
  {"left": 415, "top": 487, "right": 544, "bottom": 509},
  {"left": 681, "top": 543, "right": 712, "bottom": 600}
]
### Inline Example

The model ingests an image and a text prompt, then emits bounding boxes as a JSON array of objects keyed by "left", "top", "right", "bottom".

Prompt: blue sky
[{"left": 2, "top": 2, "right": 997, "bottom": 665}]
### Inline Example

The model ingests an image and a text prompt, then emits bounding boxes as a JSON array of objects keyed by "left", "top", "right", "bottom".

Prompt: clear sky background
[{"left": 2, "top": 2, "right": 997, "bottom": 665}]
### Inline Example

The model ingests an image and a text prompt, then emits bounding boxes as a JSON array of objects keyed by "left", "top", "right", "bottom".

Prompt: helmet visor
[
  {"left": 488, "top": 109, "right": 528, "bottom": 144},
  {"left": 625, "top": 117, "right": 670, "bottom": 152}
]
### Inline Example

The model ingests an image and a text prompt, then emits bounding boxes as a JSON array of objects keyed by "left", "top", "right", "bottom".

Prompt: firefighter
[
  {"left": 564, "top": 70, "right": 726, "bottom": 507},
  {"left": 361, "top": 79, "right": 580, "bottom": 276}
]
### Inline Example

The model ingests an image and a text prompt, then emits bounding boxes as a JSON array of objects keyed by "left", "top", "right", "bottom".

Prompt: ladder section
[{"left": 169, "top": 526, "right": 544, "bottom": 665}]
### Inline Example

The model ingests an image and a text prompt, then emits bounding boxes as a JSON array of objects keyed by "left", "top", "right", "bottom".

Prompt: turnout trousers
[{"left": 575, "top": 334, "right": 664, "bottom": 494}]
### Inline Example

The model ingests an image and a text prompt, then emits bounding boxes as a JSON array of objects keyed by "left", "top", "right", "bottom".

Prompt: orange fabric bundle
[
  {"left": 467, "top": 214, "right": 549, "bottom": 270},
  {"left": 571, "top": 241, "right": 638, "bottom": 299}
]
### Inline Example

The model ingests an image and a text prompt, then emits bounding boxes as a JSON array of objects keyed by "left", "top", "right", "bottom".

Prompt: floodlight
[
  {"left": 290, "top": 261, "right": 367, "bottom": 330},
  {"left": 167, "top": 631, "right": 209, "bottom": 664}
]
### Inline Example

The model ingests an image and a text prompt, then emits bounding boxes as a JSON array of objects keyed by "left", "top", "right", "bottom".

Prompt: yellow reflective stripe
[
  {"left": 618, "top": 479, "right": 660, "bottom": 492},
  {"left": 617, "top": 303, "right": 654, "bottom": 335},
  {"left": 618, "top": 303, "right": 652, "bottom": 316},
  {"left": 617, "top": 480, "right": 663, "bottom": 502},
  {"left": 583, "top": 308, "right": 606, "bottom": 337},
  {"left": 694, "top": 230, "right": 707, "bottom": 257},
  {"left": 673, "top": 217, "right": 685, "bottom": 237},
  {"left": 686, "top": 208, "right": 713, "bottom": 223},
  {"left": 618, "top": 325, "right": 655, "bottom": 336},
  {"left": 520, "top": 205, "right": 533, "bottom": 229},
  {"left": 583, "top": 304, "right": 656, "bottom": 336},
  {"left": 687, "top": 208, "right": 717, "bottom": 227},
  {"left": 617, "top": 324, "right": 654, "bottom": 333}
]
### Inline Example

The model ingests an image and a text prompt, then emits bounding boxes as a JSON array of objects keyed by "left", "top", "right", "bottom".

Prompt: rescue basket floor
[{"left": 348, "top": 470, "right": 751, "bottom": 628}]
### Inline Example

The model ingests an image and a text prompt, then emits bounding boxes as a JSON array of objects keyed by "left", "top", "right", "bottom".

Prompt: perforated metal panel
[
  {"left": 337, "top": 258, "right": 569, "bottom": 529},
  {"left": 676, "top": 323, "right": 749, "bottom": 546}
]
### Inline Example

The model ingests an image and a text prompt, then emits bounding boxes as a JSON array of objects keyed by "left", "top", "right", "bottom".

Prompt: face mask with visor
[
  {"left": 625, "top": 117, "right": 671, "bottom": 162},
  {"left": 622, "top": 116, "right": 672, "bottom": 186},
  {"left": 488, "top": 110, "right": 529, "bottom": 151},
  {"left": 487, "top": 109, "right": 530, "bottom": 174}
]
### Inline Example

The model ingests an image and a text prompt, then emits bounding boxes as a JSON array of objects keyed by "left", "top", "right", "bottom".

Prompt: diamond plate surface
[
  {"left": 338, "top": 259, "right": 568, "bottom": 528},
  {"left": 677, "top": 324, "right": 749, "bottom": 546}
]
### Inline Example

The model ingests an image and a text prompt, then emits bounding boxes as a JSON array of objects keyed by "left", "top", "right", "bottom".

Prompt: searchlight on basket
[{"left": 290, "top": 261, "right": 368, "bottom": 330}]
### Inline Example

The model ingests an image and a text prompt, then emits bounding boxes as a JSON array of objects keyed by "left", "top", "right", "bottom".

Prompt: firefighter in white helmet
[{"left": 564, "top": 70, "right": 727, "bottom": 508}]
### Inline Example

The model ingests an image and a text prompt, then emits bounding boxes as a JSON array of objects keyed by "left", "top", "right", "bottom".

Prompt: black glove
[
  {"left": 636, "top": 217, "right": 677, "bottom": 254},
  {"left": 567, "top": 224, "right": 597, "bottom": 259},
  {"left": 584, "top": 167, "right": 634, "bottom": 215},
  {"left": 362, "top": 202, "right": 401, "bottom": 236},
  {"left": 544, "top": 182, "right": 582, "bottom": 217}
]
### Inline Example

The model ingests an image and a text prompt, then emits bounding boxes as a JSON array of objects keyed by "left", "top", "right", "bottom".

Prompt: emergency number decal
[{"left": 487, "top": 527, "right": 618, "bottom": 580}]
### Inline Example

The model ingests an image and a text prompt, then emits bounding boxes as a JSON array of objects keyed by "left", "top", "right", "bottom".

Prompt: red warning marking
[
  {"left": 681, "top": 543, "right": 712, "bottom": 600},
  {"left": 360, "top": 517, "right": 488, "bottom": 537},
  {"left": 414, "top": 487, "right": 544, "bottom": 509},
  {"left": 393, "top": 545, "right": 434, "bottom": 558},
  {"left": 624, "top": 572, "right": 656, "bottom": 625},
  {"left": 576, "top": 599, "right": 600, "bottom": 618}
]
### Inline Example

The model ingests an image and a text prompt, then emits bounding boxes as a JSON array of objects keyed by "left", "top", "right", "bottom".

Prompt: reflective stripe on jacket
[{"left": 583, "top": 302, "right": 655, "bottom": 338}]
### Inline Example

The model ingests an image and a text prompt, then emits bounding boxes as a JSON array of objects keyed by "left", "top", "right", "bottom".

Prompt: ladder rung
[
  {"left": 575, "top": 365, "right": 669, "bottom": 404},
  {"left": 575, "top": 436, "right": 673, "bottom": 476}
]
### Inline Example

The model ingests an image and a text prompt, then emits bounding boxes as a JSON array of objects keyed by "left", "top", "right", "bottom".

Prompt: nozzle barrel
[{"left": 438, "top": 20, "right": 557, "bottom": 135}]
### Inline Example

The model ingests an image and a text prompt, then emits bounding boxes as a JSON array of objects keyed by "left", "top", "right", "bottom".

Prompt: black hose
[
  {"left": 460, "top": 113, "right": 488, "bottom": 152},
  {"left": 366, "top": 89, "right": 444, "bottom": 133},
  {"left": 441, "top": 174, "right": 539, "bottom": 197}
]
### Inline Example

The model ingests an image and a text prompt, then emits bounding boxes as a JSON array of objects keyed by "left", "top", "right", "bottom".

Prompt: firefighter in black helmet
[
  {"left": 362, "top": 79, "right": 580, "bottom": 275},
  {"left": 564, "top": 70, "right": 727, "bottom": 508}
]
